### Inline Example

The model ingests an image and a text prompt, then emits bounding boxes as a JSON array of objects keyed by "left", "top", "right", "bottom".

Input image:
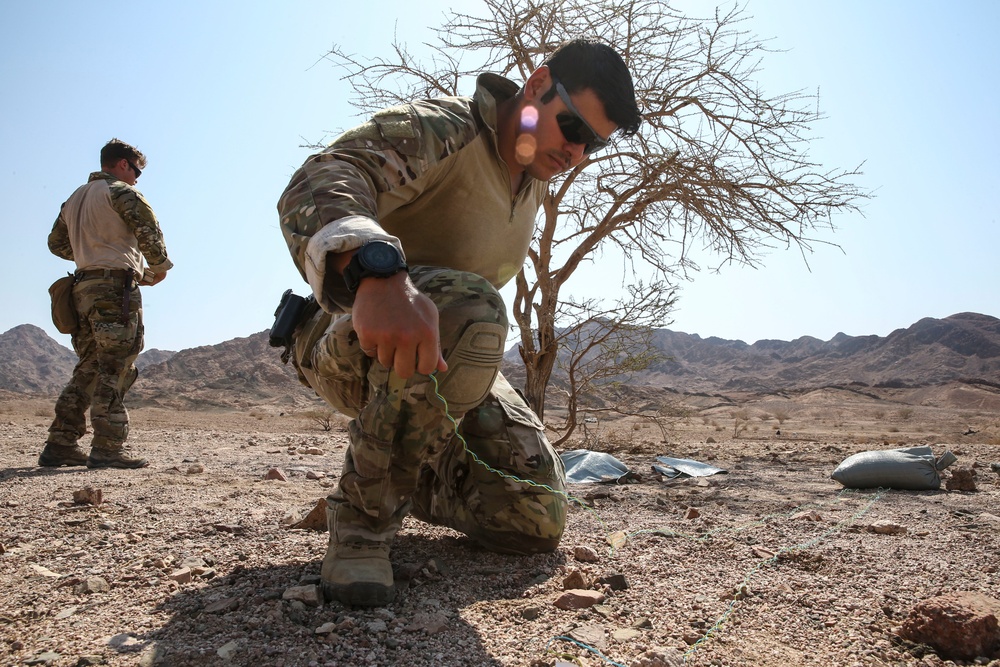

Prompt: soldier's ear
[{"left": 523, "top": 66, "right": 551, "bottom": 102}]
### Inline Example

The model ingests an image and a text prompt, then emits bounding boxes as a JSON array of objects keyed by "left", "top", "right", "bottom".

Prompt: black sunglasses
[
  {"left": 548, "top": 77, "right": 610, "bottom": 155},
  {"left": 127, "top": 160, "right": 142, "bottom": 179}
]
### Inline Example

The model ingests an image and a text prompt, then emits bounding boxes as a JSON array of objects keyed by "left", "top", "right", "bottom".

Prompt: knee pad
[{"left": 427, "top": 321, "right": 506, "bottom": 414}]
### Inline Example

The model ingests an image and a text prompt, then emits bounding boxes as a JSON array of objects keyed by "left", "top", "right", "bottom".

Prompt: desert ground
[{"left": 1, "top": 384, "right": 999, "bottom": 667}]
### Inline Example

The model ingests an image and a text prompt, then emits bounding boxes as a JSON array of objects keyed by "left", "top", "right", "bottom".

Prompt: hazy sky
[{"left": 2, "top": 1, "right": 997, "bottom": 352}]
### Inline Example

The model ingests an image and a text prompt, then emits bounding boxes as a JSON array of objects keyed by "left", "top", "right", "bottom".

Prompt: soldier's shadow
[{"left": 131, "top": 531, "right": 566, "bottom": 667}]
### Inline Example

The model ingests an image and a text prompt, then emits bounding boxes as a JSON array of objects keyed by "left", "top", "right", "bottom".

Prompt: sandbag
[
  {"left": 831, "top": 446, "right": 956, "bottom": 490},
  {"left": 48, "top": 273, "right": 78, "bottom": 335}
]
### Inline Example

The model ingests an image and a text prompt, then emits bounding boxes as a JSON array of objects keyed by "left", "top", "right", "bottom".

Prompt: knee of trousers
[
  {"left": 471, "top": 521, "right": 566, "bottom": 555},
  {"left": 423, "top": 271, "right": 508, "bottom": 415}
]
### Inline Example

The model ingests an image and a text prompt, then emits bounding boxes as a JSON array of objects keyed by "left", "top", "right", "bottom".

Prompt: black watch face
[{"left": 361, "top": 242, "right": 402, "bottom": 272}]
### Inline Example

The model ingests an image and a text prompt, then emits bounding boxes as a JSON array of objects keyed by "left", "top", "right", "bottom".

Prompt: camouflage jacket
[
  {"left": 48, "top": 171, "right": 173, "bottom": 276},
  {"left": 277, "top": 73, "right": 547, "bottom": 312}
]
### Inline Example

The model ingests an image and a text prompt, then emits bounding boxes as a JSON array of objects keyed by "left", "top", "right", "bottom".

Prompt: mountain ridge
[{"left": 2, "top": 312, "right": 997, "bottom": 406}]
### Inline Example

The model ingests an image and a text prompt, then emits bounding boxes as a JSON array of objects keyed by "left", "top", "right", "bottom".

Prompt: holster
[
  {"left": 120, "top": 268, "right": 135, "bottom": 325},
  {"left": 269, "top": 289, "right": 316, "bottom": 363}
]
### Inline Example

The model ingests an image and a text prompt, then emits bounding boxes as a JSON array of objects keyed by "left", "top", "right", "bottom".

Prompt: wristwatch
[{"left": 342, "top": 240, "right": 408, "bottom": 293}]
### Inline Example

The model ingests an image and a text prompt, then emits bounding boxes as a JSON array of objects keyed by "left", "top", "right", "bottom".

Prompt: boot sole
[
  {"left": 38, "top": 459, "right": 88, "bottom": 467},
  {"left": 86, "top": 460, "right": 149, "bottom": 469},
  {"left": 322, "top": 581, "right": 395, "bottom": 607}
]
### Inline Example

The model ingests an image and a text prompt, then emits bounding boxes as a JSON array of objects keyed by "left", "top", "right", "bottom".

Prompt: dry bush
[{"left": 299, "top": 410, "right": 345, "bottom": 432}]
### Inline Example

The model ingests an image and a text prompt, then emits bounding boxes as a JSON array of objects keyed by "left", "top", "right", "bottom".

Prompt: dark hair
[
  {"left": 541, "top": 38, "right": 641, "bottom": 136},
  {"left": 100, "top": 138, "right": 147, "bottom": 170}
]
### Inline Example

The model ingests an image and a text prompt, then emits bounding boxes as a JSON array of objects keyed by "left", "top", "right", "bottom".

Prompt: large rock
[{"left": 897, "top": 592, "right": 1000, "bottom": 660}]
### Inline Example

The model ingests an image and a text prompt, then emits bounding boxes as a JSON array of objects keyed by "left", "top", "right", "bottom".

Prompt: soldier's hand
[
  {"left": 350, "top": 272, "right": 448, "bottom": 379},
  {"left": 140, "top": 270, "right": 168, "bottom": 286}
]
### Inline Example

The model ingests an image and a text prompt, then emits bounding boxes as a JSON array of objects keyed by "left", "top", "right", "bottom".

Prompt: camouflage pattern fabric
[
  {"left": 47, "top": 275, "right": 143, "bottom": 450},
  {"left": 293, "top": 267, "right": 567, "bottom": 554},
  {"left": 276, "top": 74, "right": 547, "bottom": 313},
  {"left": 48, "top": 171, "right": 172, "bottom": 272}
]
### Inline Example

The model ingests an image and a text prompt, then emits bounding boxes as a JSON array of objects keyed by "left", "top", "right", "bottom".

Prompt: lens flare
[
  {"left": 520, "top": 106, "right": 539, "bottom": 130},
  {"left": 515, "top": 135, "right": 537, "bottom": 165}
]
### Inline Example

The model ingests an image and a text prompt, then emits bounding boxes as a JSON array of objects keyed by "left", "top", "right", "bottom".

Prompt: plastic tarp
[
  {"left": 652, "top": 456, "right": 728, "bottom": 479},
  {"left": 561, "top": 449, "right": 633, "bottom": 484}
]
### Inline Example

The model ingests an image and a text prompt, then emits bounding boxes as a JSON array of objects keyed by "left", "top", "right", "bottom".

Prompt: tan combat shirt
[
  {"left": 277, "top": 73, "right": 547, "bottom": 312},
  {"left": 48, "top": 172, "right": 173, "bottom": 277}
]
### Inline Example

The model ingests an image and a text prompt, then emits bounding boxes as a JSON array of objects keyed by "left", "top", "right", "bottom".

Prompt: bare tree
[{"left": 319, "top": 0, "right": 868, "bottom": 430}]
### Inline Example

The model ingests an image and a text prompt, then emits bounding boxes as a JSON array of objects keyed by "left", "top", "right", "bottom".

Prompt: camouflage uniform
[
  {"left": 278, "top": 75, "right": 567, "bottom": 558},
  {"left": 46, "top": 172, "right": 172, "bottom": 454}
]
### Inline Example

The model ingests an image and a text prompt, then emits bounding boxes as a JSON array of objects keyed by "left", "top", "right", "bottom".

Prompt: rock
[
  {"left": 520, "top": 606, "right": 543, "bottom": 620},
  {"left": 791, "top": 510, "right": 821, "bottom": 521},
  {"left": 306, "top": 470, "right": 326, "bottom": 480},
  {"left": 186, "top": 463, "right": 205, "bottom": 474},
  {"left": 684, "top": 507, "right": 700, "bottom": 520},
  {"left": 24, "top": 651, "right": 61, "bottom": 665},
  {"left": 426, "top": 557, "right": 448, "bottom": 575},
  {"left": 303, "top": 447, "right": 324, "bottom": 455},
  {"left": 29, "top": 564, "right": 62, "bottom": 579},
  {"left": 597, "top": 573, "right": 628, "bottom": 591},
  {"left": 263, "top": 467, "right": 288, "bottom": 481},
  {"left": 204, "top": 598, "right": 239, "bottom": 614},
  {"left": 168, "top": 568, "right": 192, "bottom": 584},
  {"left": 897, "top": 592, "right": 1000, "bottom": 660},
  {"left": 751, "top": 546, "right": 776, "bottom": 559},
  {"left": 54, "top": 606, "right": 77, "bottom": 619},
  {"left": 613, "top": 628, "right": 643, "bottom": 641},
  {"left": 216, "top": 640, "right": 240, "bottom": 660},
  {"left": 282, "top": 584, "right": 322, "bottom": 606},
  {"left": 74, "top": 577, "right": 110, "bottom": 594},
  {"left": 554, "top": 589, "right": 605, "bottom": 610},
  {"left": 289, "top": 498, "right": 328, "bottom": 531},
  {"left": 72, "top": 487, "right": 103, "bottom": 506},
  {"left": 632, "top": 646, "right": 686, "bottom": 666},
  {"left": 562, "top": 569, "right": 588, "bottom": 590},
  {"left": 946, "top": 466, "right": 978, "bottom": 492},
  {"left": 869, "top": 521, "right": 907, "bottom": 535},
  {"left": 573, "top": 545, "right": 600, "bottom": 563},
  {"left": 568, "top": 623, "right": 606, "bottom": 648},
  {"left": 213, "top": 523, "right": 245, "bottom": 534},
  {"left": 405, "top": 611, "right": 449, "bottom": 634},
  {"left": 315, "top": 622, "right": 337, "bottom": 634}
]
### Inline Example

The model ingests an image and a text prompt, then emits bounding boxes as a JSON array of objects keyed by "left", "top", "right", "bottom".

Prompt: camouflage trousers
[
  {"left": 47, "top": 275, "right": 143, "bottom": 450},
  {"left": 293, "top": 267, "right": 567, "bottom": 555}
]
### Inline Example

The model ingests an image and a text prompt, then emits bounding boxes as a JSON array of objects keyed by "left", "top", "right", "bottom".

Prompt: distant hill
[
  {"left": 129, "top": 331, "right": 317, "bottom": 410},
  {"left": 0, "top": 324, "right": 78, "bottom": 394},
  {"left": 3, "top": 313, "right": 998, "bottom": 408},
  {"left": 0, "top": 324, "right": 177, "bottom": 395},
  {"left": 639, "top": 312, "right": 1000, "bottom": 393},
  {"left": 136, "top": 348, "right": 177, "bottom": 370}
]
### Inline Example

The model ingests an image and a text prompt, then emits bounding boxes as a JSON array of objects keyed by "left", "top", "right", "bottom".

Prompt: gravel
[{"left": 2, "top": 405, "right": 999, "bottom": 667}]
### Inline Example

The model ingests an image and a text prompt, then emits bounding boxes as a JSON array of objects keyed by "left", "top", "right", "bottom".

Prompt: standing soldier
[{"left": 39, "top": 138, "right": 173, "bottom": 469}]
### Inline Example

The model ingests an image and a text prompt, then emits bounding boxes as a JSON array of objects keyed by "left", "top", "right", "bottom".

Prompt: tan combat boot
[
  {"left": 320, "top": 503, "right": 395, "bottom": 606},
  {"left": 87, "top": 446, "right": 149, "bottom": 469},
  {"left": 38, "top": 443, "right": 89, "bottom": 467}
]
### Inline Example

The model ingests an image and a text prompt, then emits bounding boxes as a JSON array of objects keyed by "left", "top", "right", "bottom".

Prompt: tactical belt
[{"left": 75, "top": 268, "right": 134, "bottom": 282}]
